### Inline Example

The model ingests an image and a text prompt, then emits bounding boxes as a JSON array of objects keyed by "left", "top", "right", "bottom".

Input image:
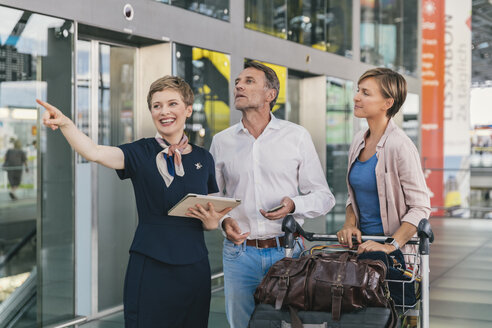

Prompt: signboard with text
[{"left": 422, "top": 0, "right": 445, "bottom": 215}]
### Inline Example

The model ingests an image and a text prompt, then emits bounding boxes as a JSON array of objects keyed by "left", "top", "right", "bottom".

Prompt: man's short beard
[{"left": 235, "top": 104, "right": 259, "bottom": 112}]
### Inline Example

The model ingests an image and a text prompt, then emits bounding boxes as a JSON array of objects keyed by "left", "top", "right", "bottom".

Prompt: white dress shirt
[{"left": 210, "top": 113, "right": 335, "bottom": 239}]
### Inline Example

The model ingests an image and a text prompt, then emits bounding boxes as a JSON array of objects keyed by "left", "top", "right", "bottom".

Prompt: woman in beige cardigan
[{"left": 337, "top": 68, "right": 431, "bottom": 258}]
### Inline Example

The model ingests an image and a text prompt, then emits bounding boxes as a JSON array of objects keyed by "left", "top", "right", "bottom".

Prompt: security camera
[{"left": 123, "top": 4, "right": 134, "bottom": 21}]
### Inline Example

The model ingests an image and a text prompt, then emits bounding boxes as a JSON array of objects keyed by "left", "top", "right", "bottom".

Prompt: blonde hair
[
  {"left": 147, "top": 75, "right": 194, "bottom": 110},
  {"left": 358, "top": 68, "right": 407, "bottom": 117}
]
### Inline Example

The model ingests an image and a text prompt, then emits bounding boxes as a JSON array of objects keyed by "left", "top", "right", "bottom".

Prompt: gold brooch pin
[{"left": 195, "top": 162, "right": 202, "bottom": 169}]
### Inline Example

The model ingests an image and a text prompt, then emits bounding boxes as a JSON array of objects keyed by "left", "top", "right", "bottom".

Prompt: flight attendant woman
[{"left": 37, "top": 76, "right": 230, "bottom": 327}]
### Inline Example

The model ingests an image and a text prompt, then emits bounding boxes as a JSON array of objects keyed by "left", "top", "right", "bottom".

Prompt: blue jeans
[{"left": 222, "top": 238, "right": 303, "bottom": 328}]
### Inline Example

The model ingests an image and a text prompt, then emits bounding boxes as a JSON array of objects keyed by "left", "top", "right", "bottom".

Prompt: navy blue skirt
[{"left": 123, "top": 252, "right": 211, "bottom": 328}]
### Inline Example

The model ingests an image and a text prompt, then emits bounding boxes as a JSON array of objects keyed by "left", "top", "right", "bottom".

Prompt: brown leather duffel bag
[{"left": 254, "top": 251, "right": 398, "bottom": 326}]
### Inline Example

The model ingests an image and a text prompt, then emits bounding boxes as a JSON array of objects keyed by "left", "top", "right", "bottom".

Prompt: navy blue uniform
[{"left": 116, "top": 138, "right": 219, "bottom": 328}]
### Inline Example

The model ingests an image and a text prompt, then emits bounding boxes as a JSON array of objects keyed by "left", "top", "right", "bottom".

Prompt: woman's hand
[
  {"left": 356, "top": 240, "right": 395, "bottom": 254},
  {"left": 186, "top": 202, "right": 232, "bottom": 231},
  {"left": 336, "top": 224, "right": 362, "bottom": 248},
  {"left": 37, "top": 99, "right": 71, "bottom": 130}
]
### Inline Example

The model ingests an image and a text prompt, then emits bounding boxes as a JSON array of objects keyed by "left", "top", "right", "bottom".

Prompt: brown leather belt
[{"left": 245, "top": 233, "right": 300, "bottom": 249}]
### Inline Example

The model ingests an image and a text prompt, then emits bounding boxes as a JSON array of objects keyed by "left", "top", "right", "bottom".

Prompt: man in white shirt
[{"left": 210, "top": 61, "right": 335, "bottom": 328}]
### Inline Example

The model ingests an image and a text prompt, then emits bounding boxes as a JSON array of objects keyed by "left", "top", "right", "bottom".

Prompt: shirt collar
[
  {"left": 353, "top": 119, "right": 397, "bottom": 159},
  {"left": 376, "top": 119, "right": 397, "bottom": 149},
  {"left": 235, "top": 112, "right": 281, "bottom": 134},
  {"left": 358, "top": 119, "right": 397, "bottom": 149}
]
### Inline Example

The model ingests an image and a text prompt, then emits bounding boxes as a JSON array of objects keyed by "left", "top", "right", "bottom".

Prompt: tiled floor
[
  {"left": 79, "top": 217, "right": 492, "bottom": 328},
  {"left": 427, "top": 218, "right": 492, "bottom": 327}
]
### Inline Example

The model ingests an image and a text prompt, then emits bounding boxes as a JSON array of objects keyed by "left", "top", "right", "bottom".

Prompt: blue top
[
  {"left": 116, "top": 138, "right": 219, "bottom": 265},
  {"left": 348, "top": 153, "right": 384, "bottom": 235}
]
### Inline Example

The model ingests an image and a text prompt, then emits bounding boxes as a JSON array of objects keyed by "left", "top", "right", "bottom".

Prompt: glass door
[
  {"left": 325, "top": 76, "right": 354, "bottom": 231},
  {"left": 0, "top": 6, "right": 75, "bottom": 327},
  {"left": 75, "top": 39, "right": 137, "bottom": 315}
]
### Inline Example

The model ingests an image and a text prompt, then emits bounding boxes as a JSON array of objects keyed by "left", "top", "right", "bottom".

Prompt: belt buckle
[{"left": 255, "top": 239, "right": 260, "bottom": 249}]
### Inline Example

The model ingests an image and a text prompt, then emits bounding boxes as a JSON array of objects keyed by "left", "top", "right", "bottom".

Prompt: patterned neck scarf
[{"left": 155, "top": 133, "right": 189, "bottom": 187}]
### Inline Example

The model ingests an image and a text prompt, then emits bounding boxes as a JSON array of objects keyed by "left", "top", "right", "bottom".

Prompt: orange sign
[{"left": 421, "top": 0, "right": 445, "bottom": 215}]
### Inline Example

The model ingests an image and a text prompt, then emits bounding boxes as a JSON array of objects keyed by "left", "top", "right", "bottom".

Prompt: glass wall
[
  {"left": 0, "top": 6, "right": 75, "bottom": 326},
  {"left": 245, "top": 0, "right": 352, "bottom": 57},
  {"left": 174, "top": 43, "right": 230, "bottom": 275},
  {"left": 401, "top": 92, "right": 420, "bottom": 147},
  {"left": 174, "top": 44, "right": 230, "bottom": 150},
  {"left": 325, "top": 76, "right": 354, "bottom": 222},
  {"left": 155, "top": 0, "right": 230, "bottom": 21},
  {"left": 245, "top": 0, "right": 287, "bottom": 39},
  {"left": 360, "top": 0, "right": 418, "bottom": 74},
  {"left": 76, "top": 38, "right": 138, "bottom": 313},
  {"left": 96, "top": 43, "right": 137, "bottom": 312}
]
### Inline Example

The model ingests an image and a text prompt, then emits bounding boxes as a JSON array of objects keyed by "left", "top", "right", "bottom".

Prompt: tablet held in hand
[{"left": 168, "top": 193, "right": 241, "bottom": 217}]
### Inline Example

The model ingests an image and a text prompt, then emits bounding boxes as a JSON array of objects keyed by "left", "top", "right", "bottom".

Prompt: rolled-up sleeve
[{"left": 398, "top": 142, "right": 431, "bottom": 227}]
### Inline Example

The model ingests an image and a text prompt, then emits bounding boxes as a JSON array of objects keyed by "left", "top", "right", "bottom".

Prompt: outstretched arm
[{"left": 37, "top": 99, "right": 125, "bottom": 169}]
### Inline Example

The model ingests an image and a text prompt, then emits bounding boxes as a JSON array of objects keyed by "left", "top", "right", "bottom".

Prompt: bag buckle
[{"left": 280, "top": 275, "right": 290, "bottom": 288}]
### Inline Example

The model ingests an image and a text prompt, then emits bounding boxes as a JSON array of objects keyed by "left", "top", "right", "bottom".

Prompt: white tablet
[{"left": 168, "top": 193, "right": 241, "bottom": 217}]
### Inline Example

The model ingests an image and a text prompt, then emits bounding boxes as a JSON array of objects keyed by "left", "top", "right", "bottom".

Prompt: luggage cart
[{"left": 281, "top": 215, "right": 434, "bottom": 328}]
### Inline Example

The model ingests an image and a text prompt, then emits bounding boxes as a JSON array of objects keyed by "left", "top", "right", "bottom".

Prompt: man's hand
[
  {"left": 222, "top": 217, "right": 250, "bottom": 245},
  {"left": 259, "top": 197, "right": 295, "bottom": 220}
]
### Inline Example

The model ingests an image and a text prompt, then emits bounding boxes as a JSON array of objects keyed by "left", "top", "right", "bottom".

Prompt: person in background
[
  {"left": 211, "top": 61, "right": 335, "bottom": 328},
  {"left": 37, "top": 76, "right": 230, "bottom": 328},
  {"left": 3, "top": 139, "right": 28, "bottom": 200}
]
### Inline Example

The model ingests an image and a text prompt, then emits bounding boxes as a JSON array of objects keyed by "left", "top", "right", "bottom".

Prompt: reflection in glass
[
  {"left": 76, "top": 40, "right": 91, "bottom": 163},
  {"left": 360, "top": 0, "right": 417, "bottom": 74},
  {"left": 326, "top": 0, "right": 352, "bottom": 57},
  {"left": 0, "top": 5, "right": 74, "bottom": 326},
  {"left": 245, "top": 1, "right": 352, "bottom": 57},
  {"left": 287, "top": 76, "right": 301, "bottom": 124},
  {"left": 175, "top": 44, "right": 230, "bottom": 150},
  {"left": 95, "top": 43, "right": 136, "bottom": 312},
  {"left": 326, "top": 77, "right": 353, "bottom": 215},
  {"left": 155, "top": 0, "right": 230, "bottom": 21},
  {"left": 401, "top": 93, "right": 420, "bottom": 146},
  {"left": 245, "top": 0, "right": 287, "bottom": 39},
  {"left": 287, "top": 0, "right": 326, "bottom": 49},
  {"left": 98, "top": 44, "right": 134, "bottom": 146}
]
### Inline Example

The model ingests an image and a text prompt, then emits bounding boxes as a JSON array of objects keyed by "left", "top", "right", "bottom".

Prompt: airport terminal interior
[{"left": 0, "top": 0, "right": 491, "bottom": 327}]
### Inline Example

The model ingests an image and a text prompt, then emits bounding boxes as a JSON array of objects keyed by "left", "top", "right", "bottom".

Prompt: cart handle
[{"left": 282, "top": 215, "right": 433, "bottom": 254}]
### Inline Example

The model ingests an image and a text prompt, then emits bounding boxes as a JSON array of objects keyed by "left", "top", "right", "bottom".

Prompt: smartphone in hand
[{"left": 267, "top": 204, "right": 285, "bottom": 213}]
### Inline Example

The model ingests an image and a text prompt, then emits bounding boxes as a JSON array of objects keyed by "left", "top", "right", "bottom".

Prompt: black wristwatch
[{"left": 384, "top": 237, "right": 400, "bottom": 250}]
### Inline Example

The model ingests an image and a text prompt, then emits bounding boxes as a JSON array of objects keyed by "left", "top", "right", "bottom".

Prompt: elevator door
[{"left": 75, "top": 39, "right": 137, "bottom": 314}]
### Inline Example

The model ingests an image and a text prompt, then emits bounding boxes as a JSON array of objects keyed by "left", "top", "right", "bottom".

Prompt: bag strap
[
  {"left": 275, "top": 275, "right": 289, "bottom": 310},
  {"left": 274, "top": 257, "right": 312, "bottom": 310},
  {"left": 288, "top": 305, "right": 303, "bottom": 328},
  {"left": 331, "top": 252, "right": 349, "bottom": 321},
  {"left": 386, "top": 296, "right": 399, "bottom": 328}
]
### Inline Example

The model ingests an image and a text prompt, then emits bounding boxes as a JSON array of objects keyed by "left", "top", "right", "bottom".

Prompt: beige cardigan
[{"left": 346, "top": 120, "right": 431, "bottom": 254}]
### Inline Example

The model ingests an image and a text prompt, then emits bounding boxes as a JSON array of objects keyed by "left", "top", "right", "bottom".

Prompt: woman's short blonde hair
[
  {"left": 147, "top": 75, "right": 194, "bottom": 110},
  {"left": 358, "top": 68, "right": 407, "bottom": 117}
]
